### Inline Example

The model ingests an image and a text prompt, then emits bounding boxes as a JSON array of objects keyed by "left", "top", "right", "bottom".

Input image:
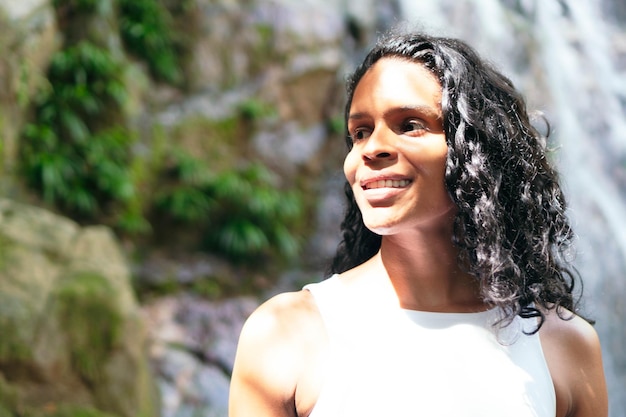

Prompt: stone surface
[
  {"left": 0, "top": 198, "right": 158, "bottom": 417},
  {"left": 0, "top": 0, "right": 48, "bottom": 21},
  {"left": 142, "top": 295, "right": 258, "bottom": 417},
  {"left": 0, "top": 0, "right": 58, "bottom": 184}
]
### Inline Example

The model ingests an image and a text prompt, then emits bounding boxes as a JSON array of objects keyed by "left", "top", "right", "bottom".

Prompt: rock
[
  {"left": 0, "top": 0, "right": 59, "bottom": 183},
  {"left": 0, "top": 198, "right": 159, "bottom": 417},
  {"left": 158, "top": 350, "right": 230, "bottom": 417},
  {"left": 193, "top": 364, "right": 231, "bottom": 417},
  {"left": 0, "top": 0, "right": 48, "bottom": 21},
  {"left": 142, "top": 294, "right": 259, "bottom": 417},
  {"left": 252, "top": 121, "right": 328, "bottom": 171},
  {"left": 0, "top": 199, "right": 79, "bottom": 253}
]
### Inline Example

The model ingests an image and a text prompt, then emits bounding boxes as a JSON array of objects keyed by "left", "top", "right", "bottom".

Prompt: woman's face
[{"left": 344, "top": 57, "right": 455, "bottom": 235}]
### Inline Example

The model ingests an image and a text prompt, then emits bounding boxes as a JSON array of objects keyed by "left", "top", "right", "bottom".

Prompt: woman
[{"left": 229, "top": 31, "right": 608, "bottom": 417}]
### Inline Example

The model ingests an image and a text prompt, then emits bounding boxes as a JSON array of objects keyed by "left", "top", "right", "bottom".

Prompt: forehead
[{"left": 351, "top": 57, "right": 442, "bottom": 112}]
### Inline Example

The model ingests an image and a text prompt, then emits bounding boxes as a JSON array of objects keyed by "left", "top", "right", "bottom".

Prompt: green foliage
[
  {"left": 327, "top": 114, "right": 345, "bottom": 135},
  {"left": 118, "top": 0, "right": 182, "bottom": 84},
  {"left": 55, "top": 271, "right": 123, "bottom": 383},
  {"left": 237, "top": 99, "right": 277, "bottom": 122},
  {"left": 205, "top": 164, "right": 302, "bottom": 263},
  {"left": 155, "top": 153, "right": 303, "bottom": 265},
  {"left": 155, "top": 151, "right": 216, "bottom": 222},
  {"left": 20, "top": 41, "right": 136, "bottom": 220},
  {"left": 115, "top": 201, "right": 152, "bottom": 235}
]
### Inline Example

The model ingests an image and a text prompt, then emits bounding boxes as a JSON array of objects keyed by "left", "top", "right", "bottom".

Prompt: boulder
[{"left": 0, "top": 198, "right": 159, "bottom": 417}]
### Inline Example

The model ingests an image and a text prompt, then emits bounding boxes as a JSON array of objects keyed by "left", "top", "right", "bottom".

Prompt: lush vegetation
[
  {"left": 18, "top": 0, "right": 308, "bottom": 275},
  {"left": 118, "top": 0, "right": 183, "bottom": 84},
  {"left": 20, "top": 41, "right": 134, "bottom": 219},
  {"left": 155, "top": 154, "right": 302, "bottom": 265}
]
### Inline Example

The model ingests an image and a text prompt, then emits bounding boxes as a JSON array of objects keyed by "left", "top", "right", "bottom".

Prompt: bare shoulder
[
  {"left": 540, "top": 308, "right": 601, "bottom": 353},
  {"left": 539, "top": 308, "right": 608, "bottom": 417},
  {"left": 229, "top": 290, "right": 325, "bottom": 417},
  {"left": 240, "top": 290, "right": 322, "bottom": 342}
]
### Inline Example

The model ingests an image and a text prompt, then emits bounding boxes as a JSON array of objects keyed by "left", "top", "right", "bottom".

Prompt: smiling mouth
[{"left": 363, "top": 179, "right": 411, "bottom": 190}]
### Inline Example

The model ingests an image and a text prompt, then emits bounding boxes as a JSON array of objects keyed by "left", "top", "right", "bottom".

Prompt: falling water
[{"left": 397, "top": 0, "right": 626, "bottom": 414}]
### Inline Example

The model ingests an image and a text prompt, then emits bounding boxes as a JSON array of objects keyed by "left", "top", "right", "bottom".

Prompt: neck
[{"left": 377, "top": 228, "right": 484, "bottom": 312}]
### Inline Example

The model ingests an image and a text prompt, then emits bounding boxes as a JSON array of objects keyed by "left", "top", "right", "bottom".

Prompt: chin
[
  {"left": 362, "top": 218, "right": 402, "bottom": 236},
  {"left": 362, "top": 207, "right": 457, "bottom": 236}
]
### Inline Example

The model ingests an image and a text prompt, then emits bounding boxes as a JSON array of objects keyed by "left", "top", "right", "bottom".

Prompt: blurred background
[{"left": 0, "top": 0, "right": 624, "bottom": 416}]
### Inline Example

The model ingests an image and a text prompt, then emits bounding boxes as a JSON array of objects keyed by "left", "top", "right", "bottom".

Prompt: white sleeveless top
[{"left": 303, "top": 275, "right": 556, "bottom": 417}]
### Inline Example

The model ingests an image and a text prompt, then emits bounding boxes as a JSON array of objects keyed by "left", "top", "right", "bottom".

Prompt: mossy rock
[
  {"left": 0, "top": 199, "right": 158, "bottom": 417},
  {"left": 21, "top": 404, "right": 122, "bottom": 417},
  {"left": 54, "top": 271, "right": 123, "bottom": 383}
]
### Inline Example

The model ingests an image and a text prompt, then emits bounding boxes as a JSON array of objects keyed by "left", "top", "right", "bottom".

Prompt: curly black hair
[{"left": 328, "top": 31, "right": 581, "bottom": 331}]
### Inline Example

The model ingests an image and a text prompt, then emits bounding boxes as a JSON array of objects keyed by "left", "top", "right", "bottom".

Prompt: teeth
[{"left": 365, "top": 179, "right": 410, "bottom": 189}]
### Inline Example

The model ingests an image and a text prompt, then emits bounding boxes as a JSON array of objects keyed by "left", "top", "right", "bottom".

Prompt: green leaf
[
  {"left": 60, "top": 109, "right": 89, "bottom": 142},
  {"left": 157, "top": 186, "right": 214, "bottom": 222},
  {"left": 66, "top": 186, "right": 97, "bottom": 214},
  {"left": 216, "top": 220, "right": 269, "bottom": 257},
  {"left": 272, "top": 224, "right": 300, "bottom": 258},
  {"left": 40, "top": 153, "right": 68, "bottom": 202}
]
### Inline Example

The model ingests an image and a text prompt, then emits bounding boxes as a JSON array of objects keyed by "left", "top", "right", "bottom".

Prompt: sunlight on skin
[
  {"left": 539, "top": 311, "right": 608, "bottom": 417},
  {"left": 229, "top": 55, "right": 608, "bottom": 417}
]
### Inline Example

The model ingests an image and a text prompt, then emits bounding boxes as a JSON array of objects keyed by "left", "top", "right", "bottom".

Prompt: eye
[
  {"left": 349, "top": 127, "right": 372, "bottom": 143},
  {"left": 400, "top": 119, "right": 428, "bottom": 135}
]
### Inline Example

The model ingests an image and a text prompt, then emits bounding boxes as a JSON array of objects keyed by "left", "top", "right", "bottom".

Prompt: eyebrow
[{"left": 348, "top": 105, "right": 442, "bottom": 121}]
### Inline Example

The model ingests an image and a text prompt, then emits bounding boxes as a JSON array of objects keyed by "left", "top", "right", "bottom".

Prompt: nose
[{"left": 361, "top": 127, "right": 397, "bottom": 162}]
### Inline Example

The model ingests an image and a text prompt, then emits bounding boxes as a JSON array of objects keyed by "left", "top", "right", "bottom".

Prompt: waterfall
[{"left": 397, "top": 0, "right": 626, "bottom": 414}]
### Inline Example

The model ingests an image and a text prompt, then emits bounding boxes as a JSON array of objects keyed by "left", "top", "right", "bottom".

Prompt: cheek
[
  {"left": 405, "top": 140, "right": 447, "bottom": 176},
  {"left": 343, "top": 150, "right": 358, "bottom": 184}
]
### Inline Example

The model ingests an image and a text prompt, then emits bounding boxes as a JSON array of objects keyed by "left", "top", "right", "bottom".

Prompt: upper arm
[
  {"left": 540, "top": 310, "right": 608, "bottom": 417},
  {"left": 566, "top": 318, "right": 608, "bottom": 417},
  {"left": 229, "top": 291, "right": 319, "bottom": 417}
]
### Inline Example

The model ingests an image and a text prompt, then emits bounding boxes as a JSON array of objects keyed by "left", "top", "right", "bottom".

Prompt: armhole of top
[
  {"left": 301, "top": 275, "right": 343, "bottom": 417},
  {"left": 303, "top": 274, "right": 340, "bottom": 340},
  {"left": 535, "top": 320, "right": 558, "bottom": 416}
]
